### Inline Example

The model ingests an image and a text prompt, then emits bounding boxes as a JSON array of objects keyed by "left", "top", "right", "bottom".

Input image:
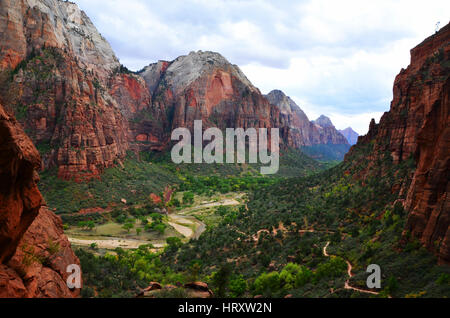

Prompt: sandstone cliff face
[
  {"left": 0, "top": 1, "right": 353, "bottom": 181},
  {"left": 141, "top": 51, "right": 278, "bottom": 137},
  {"left": 0, "top": 102, "right": 80, "bottom": 297},
  {"left": 0, "top": 0, "right": 119, "bottom": 79},
  {"left": 345, "top": 23, "right": 450, "bottom": 263},
  {"left": 0, "top": 103, "right": 42, "bottom": 264},
  {"left": 265, "top": 90, "right": 315, "bottom": 148},
  {"left": 0, "top": 0, "right": 132, "bottom": 181},
  {"left": 139, "top": 54, "right": 350, "bottom": 152}
]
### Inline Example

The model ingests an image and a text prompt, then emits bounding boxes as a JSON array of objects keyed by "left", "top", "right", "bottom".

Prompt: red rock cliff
[
  {"left": 141, "top": 51, "right": 279, "bottom": 138},
  {"left": 0, "top": 0, "right": 133, "bottom": 181},
  {"left": 346, "top": 23, "right": 450, "bottom": 264},
  {"left": 0, "top": 102, "right": 81, "bottom": 297}
]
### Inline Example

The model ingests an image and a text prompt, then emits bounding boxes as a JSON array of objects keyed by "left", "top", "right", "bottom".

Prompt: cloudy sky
[{"left": 73, "top": 0, "right": 449, "bottom": 134}]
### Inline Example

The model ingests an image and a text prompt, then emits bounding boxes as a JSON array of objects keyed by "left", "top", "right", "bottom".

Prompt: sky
[{"left": 73, "top": 0, "right": 449, "bottom": 135}]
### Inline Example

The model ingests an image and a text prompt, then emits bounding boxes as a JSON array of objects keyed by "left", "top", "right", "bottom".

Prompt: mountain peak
[
  {"left": 338, "top": 127, "right": 359, "bottom": 145},
  {"left": 142, "top": 50, "right": 256, "bottom": 93},
  {"left": 313, "top": 115, "right": 334, "bottom": 128},
  {"left": 265, "top": 89, "right": 308, "bottom": 118}
]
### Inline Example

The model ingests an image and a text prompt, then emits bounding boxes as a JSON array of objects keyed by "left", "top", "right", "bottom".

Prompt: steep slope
[
  {"left": 345, "top": 22, "right": 450, "bottom": 263},
  {"left": 0, "top": 0, "right": 119, "bottom": 78},
  {"left": 0, "top": 102, "right": 80, "bottom": 297},
  {"left": 265, "top": 90, "right": 316, "bottom": 148},
  {"left": 339, "top": 127, "right": 359, "bottom": 145}
]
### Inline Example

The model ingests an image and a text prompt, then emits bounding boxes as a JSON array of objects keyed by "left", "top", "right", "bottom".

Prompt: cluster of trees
[
  {"left": 178, "top": 175, "right": 279, "bottom": 196},
  {"left": 143, "top": 213, "right": 167, "bottom": 234}
]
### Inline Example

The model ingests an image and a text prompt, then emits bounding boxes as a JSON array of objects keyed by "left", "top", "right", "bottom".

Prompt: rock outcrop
[
  {"left": 0, "top": 102, "right": 42, "bottom": 264},
  {"left": 345, "top": 22, "right": 450, "bottom": 263},
  {"left": 138, "top": 281, "right": 214, "bottom": 298},
  {"left": 0, "top": 0, "right": 119, "bottom": 79},
  {"left": 0, "top": 102, "right": 80, "bottom": 297},
  {"left": 338, "top": 127, "right": 359, "bottom": 145}
]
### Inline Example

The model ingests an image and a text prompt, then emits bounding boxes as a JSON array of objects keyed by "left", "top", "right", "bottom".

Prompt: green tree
[
  {"left": 229, "top": 275, "right": 247, "bottom": 297},
  {"left": 211, "top": 264, "right": 232, "bottom": 298},
  {"left": 166, "top": 237, "right": 182, "bottom": 251},
  {"left": 253, "top": 272, "right": 281, "bottom": 295},
  {"left": 182, "top": 192, "right": 194, "bottom": 205},
  {"left": 123, "top": 222, "right": 134, "bottom": 233}
]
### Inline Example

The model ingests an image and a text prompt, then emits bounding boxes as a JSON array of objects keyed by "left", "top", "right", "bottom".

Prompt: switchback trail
[{"left": 323, "top": 241, "right": 380, "bottom": 296}]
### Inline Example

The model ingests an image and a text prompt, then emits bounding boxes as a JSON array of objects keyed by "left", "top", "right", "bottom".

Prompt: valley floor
[{"left": 67, "top": 192, "right": 245, "bottom": 251}]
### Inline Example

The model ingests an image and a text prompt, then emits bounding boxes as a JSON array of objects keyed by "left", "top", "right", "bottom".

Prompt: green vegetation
[
  {"left": 36, "top": 142, "right": 449, "bottom": 298},
  {"left": 39, "top": 148, "right": 322, "bottom": 214},
  {"left": 301, "top": 144, "right": 351, "bottom": 161}
]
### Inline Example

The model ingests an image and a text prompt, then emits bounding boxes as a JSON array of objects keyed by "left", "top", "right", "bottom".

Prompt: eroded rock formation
[
  {"left": 0, "top": 102, "right": 80, "bottom": 297},
  {"left": 0, "top": 0, "right": 130, "bottom": 181},
  {"left": 140, "top": 51, "right": 278, "bottom": 135}
]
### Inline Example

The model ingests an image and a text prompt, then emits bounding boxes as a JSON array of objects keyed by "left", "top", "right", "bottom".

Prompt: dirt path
[
  {"left": 182, "top": 198, "right": 241, "bottom": 214},
  {"left": 323, "top": 241, "right": 380, "bottom": 296},
  {"left": 69, "top": 237, "right": 164, "bottom": 249},
  {"left": 168, "top": 213, "right": 206, "bottom": 239},
  {"left": 168, "top": 215, "right": 194, "bottom": 238},
  {"left": 323, "top": 241, "right": 330, "bottom": 256}
]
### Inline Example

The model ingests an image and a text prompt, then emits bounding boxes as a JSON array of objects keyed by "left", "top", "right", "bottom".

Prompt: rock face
[
  {"left": 339, "top": 127, "right": 359, "bottom": 145},
  {"left": 345, "top": 23, "right": 450, "bottom": 263},
  {"left": 0, "top": 102, "right": 42, "bottom": 264},
  {"left": 0, "top": 0, "right": 135, "bottom": 181},
  {"left": 140, "top": 51, "right": 277, "bottom": 137},
  {"left": 0, "top": 1, "right": 353, "bottom": 181},
  {"left": 265, "top": 89, "right": 315, "bottom": 148},
  {"left": 0, "top": 0, "right": 119, "bottom": 78},
  {"left": 265, "top": 90, "right": 349, "bottom": 147},
  {"left": 0, "top": 102, "right": 80, "bottom": 297},
  {"left": 312, "top": 115, "right": 349, "bottom": 145}
]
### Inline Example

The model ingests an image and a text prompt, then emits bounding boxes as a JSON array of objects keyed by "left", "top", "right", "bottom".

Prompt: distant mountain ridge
[
  {"left": 312, "top": 115, "right": 334, "bottom": 128},
  {"left": 339, "top": 127, "right": 359, "bottom": 145},
  {"left": 265, "top": 90, "right": 348, "bottom": 145},
  {"left": 265, "top": 90, "right": 349, "bottom": 160}
]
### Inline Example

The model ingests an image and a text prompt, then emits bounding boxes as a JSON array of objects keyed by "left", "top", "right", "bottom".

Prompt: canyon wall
[
  {"left": 0, "top": 102, "right": 80, "bottom": 297},
  {"left": 345, "top": 23, "right": 450, "bottom": 263}
]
